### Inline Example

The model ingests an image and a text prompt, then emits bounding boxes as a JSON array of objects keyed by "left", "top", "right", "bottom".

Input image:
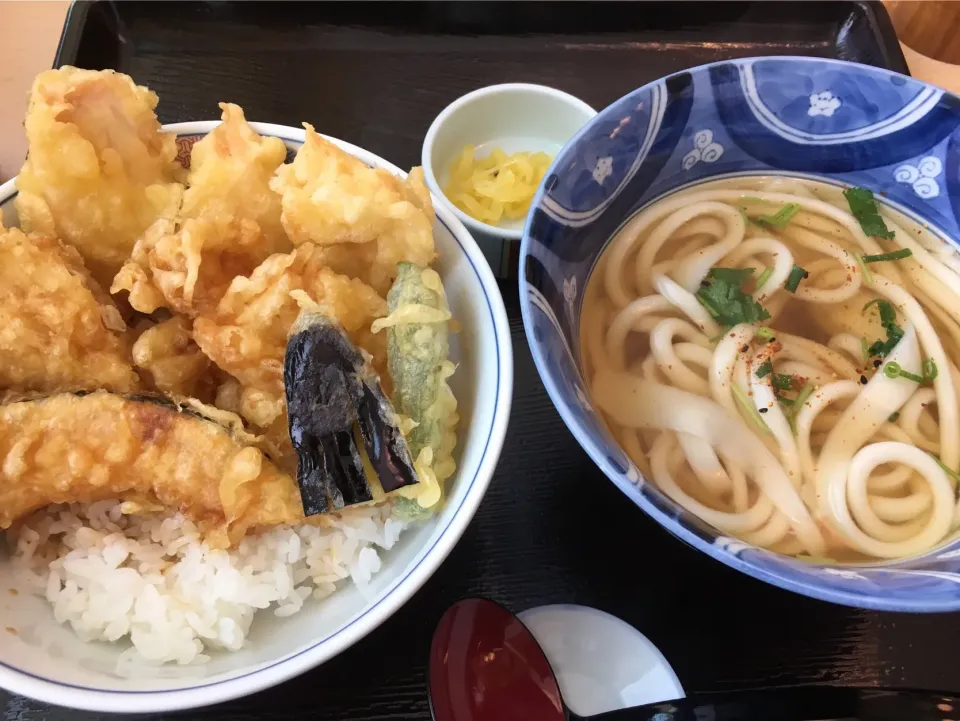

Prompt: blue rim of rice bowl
[{"left": 0, "top": 128, "right": 506, "bottom": 696}]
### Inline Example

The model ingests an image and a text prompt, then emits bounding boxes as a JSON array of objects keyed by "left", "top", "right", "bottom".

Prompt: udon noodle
[{"left": 581, "top": 176, "right": 960, "bottom": 561}]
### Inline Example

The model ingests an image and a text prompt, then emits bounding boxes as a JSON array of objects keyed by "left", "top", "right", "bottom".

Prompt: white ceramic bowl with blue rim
[
  {"left": 519, "top": 56, "right": 960, "bottom": 612},
  {"left": 0, "top": 121, "right": 513, "bottom": 712}
]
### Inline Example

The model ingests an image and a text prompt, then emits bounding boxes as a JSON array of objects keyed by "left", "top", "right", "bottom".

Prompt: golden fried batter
[
  {"left": 0, "top": 226, "right": 139, "bottom": 394},
  {"left": 270, "top": 124, "right": 436, "bottom": 293},
  {"left": 309, "top": 240, "right": 378, "bottom": 286},
  {"left": 132, "top": 316, "right": 214, "bottom": 398},
  {"left": 15, "top": 67, "right": 182, "bottom": 286},
  {"left": 257, "top": 414, "right": 299, "bottom": 478},
  {"left": 215, "top": 378, "right": 298, "bottom": 475},
  {"left": 113, "top": 104, "right": 291, "bottom": 316},
  {"left": 0, "top": 392, "right": 303, "bottom": 547},
  {"left": 193, "top": 244, "right": 387, "bottom": 429}
]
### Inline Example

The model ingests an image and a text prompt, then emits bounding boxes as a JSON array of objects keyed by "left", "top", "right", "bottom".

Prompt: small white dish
[
  {"left": 0, "top": 122, "right": 514, "bottom": 713},
  {"left": 421, "top": 83, "right": 596, "bottom": 272},
  {"left": 517, "top": 604, "right": 684, "bottom": 718}
]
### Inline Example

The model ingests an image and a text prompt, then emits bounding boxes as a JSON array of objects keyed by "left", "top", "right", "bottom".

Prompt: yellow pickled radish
[{"left": 443, "top": 144, "right": 553, "bottom": 226}]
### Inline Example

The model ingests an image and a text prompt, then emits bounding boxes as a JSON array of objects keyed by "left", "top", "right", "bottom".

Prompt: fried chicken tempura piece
[
  {"left": 270, "top": 125, "right": 436, "bottom": 293},
  {"left": 132, "top": 316, "right": 214, "bottom": 398},
  {"left": 113, "top": 104, "right": 291, "bottom": 317},
  {"left": 15, "top": 67, "right": 181, "bottom": 286},
  {"left": 193, "top": 244, "right": 387, "bottom": 429},
  {"left": 0, "top": 392, "right": 303, "bottom": 548},
  {"left": 0, "top": 226, "right": 139, "bottom": 394}
]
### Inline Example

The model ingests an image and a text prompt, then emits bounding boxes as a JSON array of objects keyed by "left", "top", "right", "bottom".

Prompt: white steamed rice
[{"left": 10, "top": 500, "right": 407, "bottom": 667}]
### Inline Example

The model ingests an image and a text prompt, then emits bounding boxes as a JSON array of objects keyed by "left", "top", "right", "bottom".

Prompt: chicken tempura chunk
[
  {"left": 113, "top": 103, "right": 291, "bottom": 317},
  {"left": 270, "top": 124, "right": 436, "bottom": 293},
  {"left": 0, "top": 226, "right": 139, "bottom": 393},
  {"left": 15, "top": 67, "right": 181, "bottom": 286},
  {"left": 193, "top": 244, "right": 387, "bottom": 429}
]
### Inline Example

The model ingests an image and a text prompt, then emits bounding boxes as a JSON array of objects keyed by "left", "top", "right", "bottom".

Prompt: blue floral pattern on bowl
[
  {"left": 520, "top": 56, "right": 960, "bottom": 612},
  {"left": 748, "top": 58, "right": 931, "bottom": 137}
]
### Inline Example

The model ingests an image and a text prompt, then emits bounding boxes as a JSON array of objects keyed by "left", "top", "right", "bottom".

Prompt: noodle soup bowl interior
[
  {"left": 0, "top": 122, "right": 513, "bottom": 712},
  {"left": 520, "top": 56, "right": 960, "bottom": 612}
]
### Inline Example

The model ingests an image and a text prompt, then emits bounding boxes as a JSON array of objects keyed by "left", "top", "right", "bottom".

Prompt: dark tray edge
[
  {"left": 858, "top": 0, "right": 910, "bottom": 75},
  {"left": 54, "top": 0, "right": 93, "bottom": 70},
  {"left": 54, "top": 0, "right": 911, "bottom": 76}
]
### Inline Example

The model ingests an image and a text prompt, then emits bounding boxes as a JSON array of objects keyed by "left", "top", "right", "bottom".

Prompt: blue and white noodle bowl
[{"left": 520, "top": 56, "right": 960, "bottom": 611}]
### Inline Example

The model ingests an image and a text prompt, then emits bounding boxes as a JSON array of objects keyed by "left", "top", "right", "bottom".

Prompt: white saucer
[{"left": 517, "top": 604, "right": 684, "bottom": 717}]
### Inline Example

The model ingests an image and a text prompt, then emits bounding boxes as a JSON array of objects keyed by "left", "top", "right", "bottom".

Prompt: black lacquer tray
[{"left": 5, "top": 4, "right": 952, "bottom": 721}]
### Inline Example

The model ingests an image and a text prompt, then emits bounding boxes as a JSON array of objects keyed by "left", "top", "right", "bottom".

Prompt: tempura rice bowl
[
  {"left": 0, "top": 122, "right": 512, "bottom": 712},
  {"left": 521, "top": 56, "right": 960, "bottom": 612}
]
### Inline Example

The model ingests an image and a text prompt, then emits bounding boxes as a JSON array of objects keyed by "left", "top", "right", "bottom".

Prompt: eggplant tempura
[
  {"left": 285, "top": 307, "right": 419, "bottom": 514},
  {"left": 192, "top": 244, "right": 389, "bottom": 433}
]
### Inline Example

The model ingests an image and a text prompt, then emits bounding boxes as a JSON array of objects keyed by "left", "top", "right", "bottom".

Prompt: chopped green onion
[
  {"left": 863, "top": 298, "right": 897, "bottom": 327},
  {"left": 755, "top": 326, "right": 775, "bottom": 341},
  {"left": 732, "top": 383, "right": 771, "bottom": 435},
  {"left": 787, "top": 382, "right": 815, "bottom": 436},
  {"left": 772, "top": 373, "right": 794, "bottom": 391},
  {"left": 868, "top": 323, "right": 904, "bottom": 358},
  {"left": 854, "top": 252, "right": 874, "bottom": 287},
  {"left": 860, "top": 337, "right": 870, "bottom": 364},
  {"left": 778, "top": 396, "right": 796, "bottom": 407},
  {"left": 784, "top": 264, "right": 809, "bottom": 293},
  {"left": 794, "top": 383, "right": 815, "bottom": 410},
  {"left": 888, "top": 411, "right": 900, "bottom": 423},
  {"left": 882, "top": 361, "right": 901, "bottom": 379},
  {"left": 739, "top": 207, "right": 751, "bottom": 225},
  {"left": 862, "top": 248, "right": 913, "bottom": 264},
  {"left": 755, "top": 361, "right": 773, "bottom": 378},
  {"left": 929, "top": 453, "right": 960, "bottom": 487},
  {"left": 756, "top": 203, "right": 800, "bottom": 230},
  {"left": 863, "top": 299, "right": 903, "bottom": 358},
  {"left": 755, "top": 266, "right": 774, "bottom": 289},
  {"left": 882, "top": 361, "right": 924, "bottom": 383},
  {"left": 843, "top": 187, "right": 895, "bottom": 240},
  {"left": 881, "top": 359, "right": 936, "bottom": 384}
]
